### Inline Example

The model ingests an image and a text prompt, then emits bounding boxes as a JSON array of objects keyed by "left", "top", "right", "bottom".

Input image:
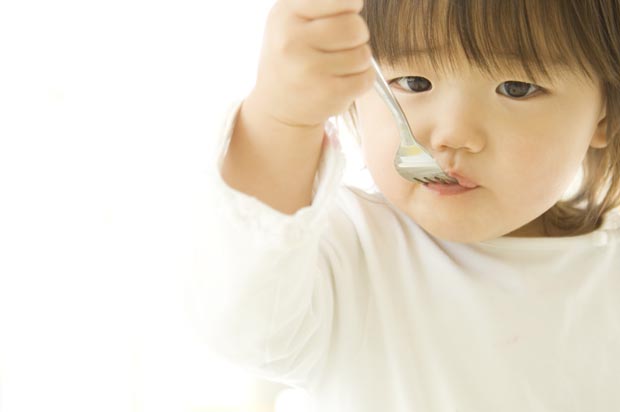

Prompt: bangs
[{"left": 361, "top": 0, "right": 620, "bottom": 85}]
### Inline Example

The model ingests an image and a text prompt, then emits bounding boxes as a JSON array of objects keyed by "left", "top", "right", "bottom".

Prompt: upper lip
[{"left": 446, "top": 171, "right": 479, "bottom": 188}]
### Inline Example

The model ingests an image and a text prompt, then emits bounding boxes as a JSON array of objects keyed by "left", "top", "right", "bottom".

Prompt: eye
[
  {"left": 497, "top": 81, "right": 542, "bottom": 98},
  {"left": 392, "top": 76, "right": 432, "bottom": 93}
]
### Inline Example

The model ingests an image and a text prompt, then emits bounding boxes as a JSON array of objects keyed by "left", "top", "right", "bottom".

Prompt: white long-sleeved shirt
[{"left": 188, "top": 100, "right": 620, "bottom": 412}]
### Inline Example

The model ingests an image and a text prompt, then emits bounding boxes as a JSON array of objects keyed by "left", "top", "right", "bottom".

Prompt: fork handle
[{"left": 371, "top": 57, "right": 426, "bottom": 150}]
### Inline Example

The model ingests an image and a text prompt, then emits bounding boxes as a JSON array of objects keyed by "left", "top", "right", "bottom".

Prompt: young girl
[{"left": 189, "top": 0, "right": 620, "bottom": 410}]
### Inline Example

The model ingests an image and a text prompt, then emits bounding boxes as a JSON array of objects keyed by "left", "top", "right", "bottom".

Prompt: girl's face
[{"left": 355, "top": 54, "right": 607, "bottom": 243}]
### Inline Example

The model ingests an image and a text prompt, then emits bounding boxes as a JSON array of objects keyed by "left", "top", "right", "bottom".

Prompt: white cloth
[{"left": 188, "top": 100, "right": 620, "bottom": 412}]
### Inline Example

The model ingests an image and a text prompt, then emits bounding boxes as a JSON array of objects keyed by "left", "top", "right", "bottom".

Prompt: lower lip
[{"left": 424, "top": 183, "right": 479, "bottom": 196}]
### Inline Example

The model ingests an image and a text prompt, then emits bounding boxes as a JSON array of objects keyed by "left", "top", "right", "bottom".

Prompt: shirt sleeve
[{"left": 186, "top": 99, "right": 346, "bottom": 387}]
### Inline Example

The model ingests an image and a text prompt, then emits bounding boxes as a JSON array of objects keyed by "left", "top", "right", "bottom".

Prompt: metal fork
[{"left": 370, "top": 57, "right": 457, "bottom": 185}]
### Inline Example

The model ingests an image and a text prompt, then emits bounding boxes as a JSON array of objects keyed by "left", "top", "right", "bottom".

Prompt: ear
[{"left": 590, "top": 109, "right": 608, "bottom": 149}]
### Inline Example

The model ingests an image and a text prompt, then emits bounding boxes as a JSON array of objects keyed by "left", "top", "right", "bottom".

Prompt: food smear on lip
[{"left": 424, "top": 182, "right": 479, "bottom": 196}]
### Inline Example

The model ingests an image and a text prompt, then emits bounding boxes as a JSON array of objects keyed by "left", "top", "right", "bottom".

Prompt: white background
[{"left": 0, "top": 0, "right": 368, "bottom": 410}]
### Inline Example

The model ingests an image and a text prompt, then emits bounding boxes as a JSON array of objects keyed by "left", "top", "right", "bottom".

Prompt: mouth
[
  {"left": 423, "top": 181, "right": 479, "bottom": 196},
  {"left": 423, "top": 171, "right": 480, "bottom": 196},
  {"left": 446, "top": 172, "right": 479, "bottom": 188}
]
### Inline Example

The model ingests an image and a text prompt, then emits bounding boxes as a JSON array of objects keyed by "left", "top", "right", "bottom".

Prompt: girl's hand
[{"left": 249, "top": 0, "right": 374, "bottom": 130}]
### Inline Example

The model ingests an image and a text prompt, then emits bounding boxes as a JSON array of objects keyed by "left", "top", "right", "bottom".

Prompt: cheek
[
  {"left": 357, "top": 93, "right": 408, "bottom": 197},
  {"left": 362, "top": 128, "right": 425, "bottom": 205},
  {"left": 494, "top": 134, "right": 585, "bottom": 214},
  {"left": 361, "top": 131, "right": 407, "bottom": 197}
]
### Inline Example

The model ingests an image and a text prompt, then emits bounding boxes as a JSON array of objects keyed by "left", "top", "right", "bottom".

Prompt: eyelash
[{"left": 390, "top": 76, "right": 545, "bottom": 99}]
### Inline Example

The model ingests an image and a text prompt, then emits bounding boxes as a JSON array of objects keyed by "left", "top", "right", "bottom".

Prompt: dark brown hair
[{"left": 344, "top": 0, "right": 620, "bottom": 236}]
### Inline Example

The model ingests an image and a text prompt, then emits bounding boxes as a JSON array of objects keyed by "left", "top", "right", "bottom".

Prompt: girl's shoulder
[
  {"left": 330, "top": 184, "right": 427, "bottom": 238},
  {"left": 339, "top": 185, "right": 388, "bottom": 205},
  {"left": 601, "top": 208, "right": 620, "bottom": 232},
  {"left": 334, "top": 185, "right": 399, "bottom": 219}
]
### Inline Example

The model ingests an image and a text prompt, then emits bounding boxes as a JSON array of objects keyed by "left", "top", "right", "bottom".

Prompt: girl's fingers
[
  {"left": 309, "top": 44, "right": 372, "bottom": 76},
  {"left": 303, "top": 12, "right": 370, "bottom": 52},
  {"left": 285, "top": 0, "right": 363, "bottom": 20}
]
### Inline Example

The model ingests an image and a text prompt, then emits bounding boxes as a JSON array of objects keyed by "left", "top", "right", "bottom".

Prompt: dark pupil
[
  {"left": 504, "top": 81, "right": 530, "bottom": 97},
  {"left": 407, "top": 77, "right": 431, "bottom": 92}
]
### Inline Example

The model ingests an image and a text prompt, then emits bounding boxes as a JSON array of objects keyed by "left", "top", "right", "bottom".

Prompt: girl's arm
[{"left": 186, "top": 99, "right": 347, "bottom": 387}]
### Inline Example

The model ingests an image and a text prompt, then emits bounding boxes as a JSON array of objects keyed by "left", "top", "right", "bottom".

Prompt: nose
[{"left": 427, "top": 93, "right": 487, "bottom": 154}]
